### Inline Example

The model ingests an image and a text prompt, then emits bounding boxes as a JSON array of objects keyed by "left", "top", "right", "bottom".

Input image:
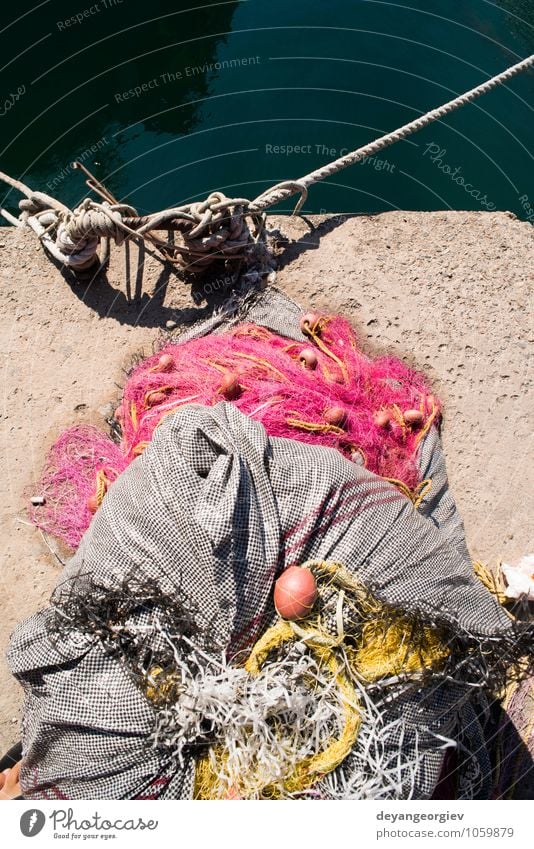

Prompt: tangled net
[
  {"left": 48, "top": 565, "right": 451, "bottom": 800},
  {"left": 30, "top": 426, "right": 128, "bottom": 550},
  {"left": 30, "top": 313, "right": 440, "bottom": 549}
]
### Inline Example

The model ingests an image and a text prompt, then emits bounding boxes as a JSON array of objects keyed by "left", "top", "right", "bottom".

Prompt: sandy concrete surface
[{"left": 0, "top": 210, "right": 532, "bottom": 755}]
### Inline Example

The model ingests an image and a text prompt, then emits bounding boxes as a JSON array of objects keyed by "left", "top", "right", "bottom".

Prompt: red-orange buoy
[
  {"left": 324, "top": 406, "right": 347, "bottom": 427},
  {"left": 299, "top": 347, "right": 318, "bottom": 369},
  {"left": 274, "top": 565, "right": 318, "bottom": 620},
  {"left": 87, "top": 495, "right": 99, "bottom": 514},
  {"left": 299, "top": 312, "right": 321, "bottom": 334},
  {"left": 220, "top": 372, "right": 241, "bottom": 400},
  {"left": 404, "top": 409, "right": 424, "bottom": 426},
  {"left": 374, "top": 410, "right": 390, "bottom": 428}
]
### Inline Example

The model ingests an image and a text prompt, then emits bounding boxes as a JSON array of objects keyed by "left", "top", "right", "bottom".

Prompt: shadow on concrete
[
  {"left": 50, "top": 213, "right": 358, "bottom": 329},
  {"left": 271, "top": 213, "right": 358, "bottom": 271}
]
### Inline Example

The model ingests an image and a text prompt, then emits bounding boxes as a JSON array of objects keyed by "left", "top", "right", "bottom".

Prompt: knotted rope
[{"left": 1, "top": 53, "right": 532, "bottom": 277}]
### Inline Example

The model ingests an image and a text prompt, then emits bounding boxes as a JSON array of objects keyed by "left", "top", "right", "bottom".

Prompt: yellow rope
[
  {"left": 192, "top": 560, "right": 453, "bottom": 799},
  {"left": 194, "top": 619, "right": 361, "bottom": 799},
  {"left": 414, "top": 397, "right": 440, "bottom": 447},
  {"left": 143, "top": 385, "right": 172, "bottom": 408},
  {"left": 131, "top": 441, "right": 149, "bottom": 456},
  {"left": 94, "top": 469, "right": 110, "bottom": 507},
  {"left": 389, "top": 403, "right": 408, "bottom": 440},
  {"left": 286, "top": 416, "right": 346, "bottom": 435},
  {"left": 245, "top": 619, "right": 362, "bottom": 784},
  {"left": 232, "top": 325, "right": 273, "bottom": 342},
  {"left": 301, "top": 316, "right": 349, "bottom": 383},
  {"left": 385, "top": 477, "right": 432, "bottom": 509},
  {"left": 244, "top": 619, "right": 295, "bottom": 673},
  {"left": 232, "top": 351, "right": 289, "bottom": 382},
  {"left": 200, "top": 358, "right": 230, "bottom": 375},
  {"left": 348, "top": 445, "right": 367, "bottom": 466},
  {"left": 281, "top": 342, "right": 301, "bottom": 354},
  {"left": 473, "top": 560, "right": 508, "bottom": 605},
  {"left": 129, "top": 402, "right": 138, "bottom": 431}
]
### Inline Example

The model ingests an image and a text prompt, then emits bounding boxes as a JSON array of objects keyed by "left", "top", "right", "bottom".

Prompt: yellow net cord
[
  {"left": 144, "top": 665, "right": 182, "bottom": 707},
  {"left": 194, "top": 619, "right": 360, "bottom": 799},
  {"left": 194, "top": 560, "right": 450, "bottom": 799},
  {"left": 385, "top": 477, "right": 432, "bottom": 509},
  {"left": 94, "top": 469, "right": 115, "bottom": 508},
  {"left": 285, "top": 416, "right": 346, "bottom": 435},
  {"left": 129, "top": 401, "right": 138, "bottom": 431},
  {"left": 414, "top": 397, "right": 440, "bottom": 447},
  {"left": 143, "top": 385, "right": 173, "bottom": 408},
  {"left": 473, "top": 560, "right": 508, "bottom": 606},
  {"left": 301, "top": 315, "right": 349, "bottom": 383},
  {"left": 350, "top": 617, "right": 449, "bottom": 681}
]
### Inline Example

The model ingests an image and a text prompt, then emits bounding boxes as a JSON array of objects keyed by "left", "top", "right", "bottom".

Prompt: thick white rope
[
  {"left": 250, "top": 53, "right": 534, "bottom": 212},
  {"left": 0, "top": 53, "right": 532, "bottom": 271}
]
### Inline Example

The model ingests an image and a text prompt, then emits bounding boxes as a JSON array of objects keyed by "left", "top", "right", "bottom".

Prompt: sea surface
[{"left": 1, "top": 0, "right": 533, "bottom": 219}]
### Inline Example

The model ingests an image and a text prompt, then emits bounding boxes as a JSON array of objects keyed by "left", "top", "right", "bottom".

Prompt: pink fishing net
[
  {"left": 30, "top": 314, "right": 440, "bottom": 549},
  {"left": 29, "top": 426, "right": 128, "bottom": 550}
]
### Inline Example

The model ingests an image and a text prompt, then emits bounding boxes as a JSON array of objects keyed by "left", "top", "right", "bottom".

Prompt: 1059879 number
[{"left": 465, "top": 827, "right": 514, "bottom": 838}]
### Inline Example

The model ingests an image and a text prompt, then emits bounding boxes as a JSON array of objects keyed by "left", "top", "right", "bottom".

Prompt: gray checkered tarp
[{"left": 7, "top": 288, "right": 514, "bottom": 800}]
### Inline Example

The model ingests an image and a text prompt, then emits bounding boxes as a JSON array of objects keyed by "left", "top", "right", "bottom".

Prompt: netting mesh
[
  {"left": 30, "top": 312, "right": 439, "bottom": 550},
  {"left": 10, "top": 287, "right": 533, "bottom": 801},
  {"left": 29, "top": 426, "right": 128, "bottom": 550}
]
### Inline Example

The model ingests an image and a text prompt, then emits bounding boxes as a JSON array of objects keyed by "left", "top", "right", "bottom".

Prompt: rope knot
[
  {"left": 167, "top": 191, "right": 266, "bottom": 272},
  {"left": 50, "top": 199, "right": 139, "bottom": 269}
]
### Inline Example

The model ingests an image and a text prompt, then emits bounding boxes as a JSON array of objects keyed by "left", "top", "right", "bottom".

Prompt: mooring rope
[
  {"left": 0, "top": 53, "right": 532, "bottom": 276},
  {"left": 249, "top": 53, "right": 534, "bottom": 213}
]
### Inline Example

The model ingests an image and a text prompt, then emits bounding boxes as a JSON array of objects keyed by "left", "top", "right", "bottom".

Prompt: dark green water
[{"left": 1, "top": 0, "right": 533, "bottom": 220}]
